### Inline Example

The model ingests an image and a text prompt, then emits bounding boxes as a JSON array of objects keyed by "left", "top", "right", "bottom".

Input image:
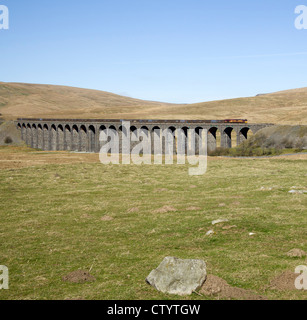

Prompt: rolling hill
[{"left": 0, "top": 82, "right": 306, "bottom": 124}]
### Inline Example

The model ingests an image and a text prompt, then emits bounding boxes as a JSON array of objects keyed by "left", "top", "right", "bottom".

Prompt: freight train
[{"left": 17, "top": 118, "right": 248, "bottom": 124}]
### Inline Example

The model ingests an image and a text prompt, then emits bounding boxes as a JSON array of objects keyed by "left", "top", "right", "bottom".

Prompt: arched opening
[
  {"left": 65, "top": 125, "right": 72, "bottom": 151},
  {"left": 43, "top": 124, "right": 49, "bottom": 150},
  {"left": 21, "top": 124, "right": 26, "bottom": 141},
  {"left": 99, "top": 125, "right": 107, "bottom": 151},
  {"left": 72, "top": 125, "right": 80, "bottom": 151},
  {"left": 208, "top": 127, "right": 220, "bottom": 151},
  {"left": 26, "top": 124, "right": 32, "bottom": 147},
  {"left": 80, "top": 125, "right": 88, "bottom": 152},
  {"left": 151, "top": 126, "right": 161, "bottom": 155},
  {"left": 51, "top": 125, "right": 57, "bottom": 151},
  {"left": 21, "top": 123, "right": 27, "bottom": 141},
  {"left": 88, "top": 125, "right": 96, "bottom": 152},
  {"left": 119, "top": 125, "right": 128, "bottom": 154},
  {"left": 222, "top": 127, "right": 233, "bottom": 149},
  {"left": 238, "top": 127, "right": 253, "bottom": 146},
  {"left": 139, "top": 126, "right": 150, "bottom": 155},
  {"left": 177, "top": 127, "right": 188, "bottom": 155},
  {"left": 195, "top": 127, "right": 204, "bottom": 155},
  {"left": 37, "top": 124, "right": 43, "bottom": 149},
  {"left": 130, "top": 126, "right": 138, "bottom": 154},
  {"left": 165, "top": 126, "right": 176, "bottom": 155},
  {"left": 58, "top": 125, "right": 64, "bottom": 151},
  {"left": 31, "top": 124, "right": 37, "bottom": 148}
]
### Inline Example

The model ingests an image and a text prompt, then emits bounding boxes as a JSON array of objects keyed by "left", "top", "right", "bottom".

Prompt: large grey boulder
[{"left": 146, "top": 257, "right": 207, "bottom": 296}]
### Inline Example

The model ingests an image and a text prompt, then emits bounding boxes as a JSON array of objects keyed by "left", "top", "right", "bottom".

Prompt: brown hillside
[{"left": 0, "top": 82, "right": 306, "bottom": 124}]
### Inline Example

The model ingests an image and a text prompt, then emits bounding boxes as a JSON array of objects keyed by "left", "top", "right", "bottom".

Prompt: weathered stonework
[{"left": 15, "top": 118, "right": 273, "bottom": 154}]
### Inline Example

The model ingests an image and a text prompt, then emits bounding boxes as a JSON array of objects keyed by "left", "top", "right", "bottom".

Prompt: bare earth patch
[
  {"left": 199, "top": 275, "right": 266, "bottom": 300},
  {"left": 268, "top": 271, "right": 298, "bottom": 291},
  {"left": 186, "top": 206, "right": 201, "bottom": 211},
  {"left": 62, "top": 270, "right": 96, "bottom": 284},
  {"left": 101, "top": 215, "right": 114, "bottom": 221},
  {"left": 127, "top": 207, "right": 140, "bottom": 213},
  {"left": 286, "top": 249, "right": 306, "bottom": 258},
  {"left": 153, "top": 205, "right": 177, "bottom": 214}
]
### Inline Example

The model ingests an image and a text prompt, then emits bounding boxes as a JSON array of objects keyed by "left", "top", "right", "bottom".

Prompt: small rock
[
  {"left": 289, "top": 190, "right": 307, "bottom": 194},
  {"left": 286, "top": 248, "right": 306, "bottom": 258},
  {"left": 212, "top": 219, "right": 229, "bottom": 226},
  {"left": 222, "top": 225, "right": 237, "bottom": 230},
  {"left": 101, "top": 215, "right": 114, "bottom": 221},
  {"left": 260, "top": 187, "right": 272, "bottom": 191},
  {"left": 206, "top": 230, "right": 215, "bottom": 236},
  {"left": 146, "top": 257, "right": 207, "bottom": 296},
  {"left": 249, "top": 233, "right": 256, "bottom": 236}
]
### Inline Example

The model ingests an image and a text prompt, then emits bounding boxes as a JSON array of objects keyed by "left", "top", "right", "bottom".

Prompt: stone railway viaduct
[{"left": 15, "top": 118, "right": 273, "bottom": 154}]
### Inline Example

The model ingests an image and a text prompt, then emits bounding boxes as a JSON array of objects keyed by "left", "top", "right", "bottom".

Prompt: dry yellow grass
[{"left": 0, "top": 82, "right": 306, "bottom": 124}]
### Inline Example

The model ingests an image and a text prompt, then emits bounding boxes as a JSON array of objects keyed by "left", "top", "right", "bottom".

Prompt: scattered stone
[
  {"left": 206, "top": 230, "right": 215, "bottom": 236},
  {"left": 260, "top": 187, "right": 273, "bottom": 191},
  {"left": 268, "top": 271, "right": 298, "bottom": 291},
  {"left": 222, "top": 225, "right": 237, "bottom": 230},
  {"left": 146, "top": 257, "right": 207, "bottom": 296},
  {"left": 212, "top": 219, "right": 229, "bottom": 226},
  {"left": 249, "top": 233, "right": 256, "bottom": 236},
  {"left": 153, "top": 206, "right": 177, "bottom": 214},
  {"left": 289, "top": 190, "right": 307, "bottom": 194},
  {"left": 62, "top": 270, "right": 96, "bottom": 284},
  {"left": 286, "top": 248, "right": 306, "bottom": 258},
  {"left": 200, "top": 275, "right": 266, "bottom": 300},
  {"left": 101, "top": 215, "right": 114, "bottom": 221}
]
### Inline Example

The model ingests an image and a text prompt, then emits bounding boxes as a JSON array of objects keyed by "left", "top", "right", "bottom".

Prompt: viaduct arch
[{"left": 15, "top": 119, "right": 273, "bottom": 154}]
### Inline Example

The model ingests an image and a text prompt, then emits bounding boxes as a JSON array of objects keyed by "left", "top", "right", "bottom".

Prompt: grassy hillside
[
  {"left": 209, "top": 125, "right": 307, "bottom": 157},
  {"left": 245, "top": 125, "right": 307, "bottom": 150},
  {"left": 0, "top": 82, "right": 307, "bottom": 124}
]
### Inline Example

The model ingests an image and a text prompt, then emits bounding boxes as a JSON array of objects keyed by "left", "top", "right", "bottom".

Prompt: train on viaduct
[{"left": 15, "top": 118, "right": 273, "bottom": 154}]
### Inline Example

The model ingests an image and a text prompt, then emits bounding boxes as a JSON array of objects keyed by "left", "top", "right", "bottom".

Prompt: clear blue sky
[{"left": 1, "top": 0, "right": 307, "bottom": 103}]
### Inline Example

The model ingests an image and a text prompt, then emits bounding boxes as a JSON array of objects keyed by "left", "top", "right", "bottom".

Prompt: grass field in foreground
[{"left": 0, "top": 147, "right": 306, "bottom": 300}]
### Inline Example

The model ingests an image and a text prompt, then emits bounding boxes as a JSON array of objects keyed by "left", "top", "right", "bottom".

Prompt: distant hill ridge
[{"left": 0, "top": 82, "right": 306, "bottom": 124}]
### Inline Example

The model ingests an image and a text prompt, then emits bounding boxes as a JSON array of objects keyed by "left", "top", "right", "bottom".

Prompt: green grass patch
[{"left": 0, "top": 156, "right": 306, "bottom": 300}]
